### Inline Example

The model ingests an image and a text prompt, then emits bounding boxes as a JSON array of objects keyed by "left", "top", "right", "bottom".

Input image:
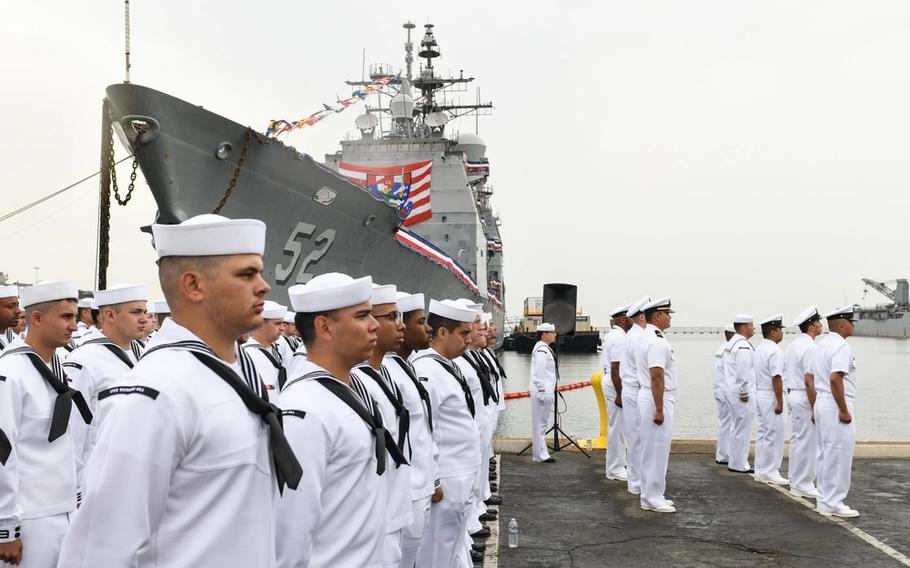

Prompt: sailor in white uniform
[
  {"left": 714, "top": 324, "right": 735, "bottom": 465},
  {"left": 637, "top": 297, "right": 677, "bottom": 513},
  {"left": 724, "top": 314, "right": 756, "bottom": 473},
  {"left": 351, "top": 284, "right": 413, "bottom": 568},
  {"left": 242, "top": 300, "right": 289, "bottom": 397},
  {"left": 619, "top": 297, "right": 650, "bottom": 495},
  {"left": 276, "top": 311, "right": 301, "bottom": 369},
  {"left": 412, "top": 299, "right": 479, "bottom": 568},
  {"left": 601, "top": 303, "right": 631, "bottom": 481},
  {"left": 276, "top": 273, "right": 404, "bottom": 568},
  {"left": 59, "top": 214, "right": 302, "bottom": 568},
  {"left": 390, "top": 292, "right": 441, "bottom": 568},
  {"left": 63, "top": 283, "right": 148, "bottom": 484},
  {"left": 813, "top": 305, "right": 860, "bottom": 518},
  {"left": 753, "top": 314, "right": 788, "bottom": 485},
  {"left": 529, "top": 322, "right": 558, "bottom": 464},
  {"left": 0, "top": 286, "right": 22, "bottom": 352},
  {"left": 70, "top": 297, "right": 96, "bottom": 346},
  {"left": 784, "top": 306, "right": 823, "bottom": 498},
  {"left": 0, "top": 281, "right": 87, "bottom": 568}
]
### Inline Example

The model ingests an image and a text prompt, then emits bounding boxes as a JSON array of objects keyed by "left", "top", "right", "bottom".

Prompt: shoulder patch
[
  {"left": 737, "top": 346, "right": 751, "bottom": 350},
  {"left": 419, "top": 376, "right": 429, "bottom": 382},
  {"left": 281, "top": 409, "right": 306, "bottom": 420},
  {"left": 62, "top": 362, "right": 83, "bottom": 369},
  {"left": 98, "top": 385, "right": 160, "bottom": 401}
]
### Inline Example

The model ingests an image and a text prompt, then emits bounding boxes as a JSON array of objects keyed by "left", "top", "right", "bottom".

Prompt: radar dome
[
  {"left": 390, "top": 93, "right": 415, "bottom": 119},
  {"left": 455, "top": 133, "right": 486, "bottom": 162}
]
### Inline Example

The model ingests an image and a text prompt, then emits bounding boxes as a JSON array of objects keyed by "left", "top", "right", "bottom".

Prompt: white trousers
[
  {"left": 726, "top": 389, "right": 756, "bottom": 471},
  {"left": 816, "top": 395, "right": 856, "bottom": 512},
  {"left": 602, "top": 382, "right": 627, "bottom": 478},
  {"left": 754, "top": 390, "right": 786, "bottom": 478},
  {"left": 621, "top": 385, "right": 642, "bottom": 492},
  {"left": 638, "top": 390, "right": 675, "bottom": 509},
  {"left": 381, "top": 529, "right": 403, "bottom": 568},
  {"left": 714, "top": 391, "right": 731, "bottom": 463},
  {"left": 4, "top": 512, "right": 69, "bottom": 568},
  {"left": 787, "top": 390, "right": 817, "bottom": 493},
  {"left": 417, "top": 473, "right": 474, "bottom": 568},
  {"left": 530, "top": 393, "right": 553, "bottom": 462},
  {"left": 400, "top": 496, "right": 432, "bottom": 568}
]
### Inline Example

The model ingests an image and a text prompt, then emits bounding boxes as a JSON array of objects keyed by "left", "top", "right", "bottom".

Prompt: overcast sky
[{"left": 2, "top": 1, "right": 908, "bottom": 326}]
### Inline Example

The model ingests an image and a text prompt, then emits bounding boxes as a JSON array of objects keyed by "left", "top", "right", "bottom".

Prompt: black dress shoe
[
  {"left": 727, "top": 467, "right": 754, "bottom": 474},
  {"left": 485, "top": 495, "right": 503, "bottom": 506},
  {"left": 544, "top": 457, "right": 556, "bottom": 463},
  {"left": 472, "top": 542, "right": 486, "bottom": 553},
  {"left": 715, "top": 460, "right": 728, "bottom": 465},
  {"left": 471, "top": 549, "right": 484, "bottom": 563},
  {"left": 471, "top": 526, "right": 491, "bottom": 538},
  {"left": 479, "top": 511, "right": 497, "bottom": 521}
]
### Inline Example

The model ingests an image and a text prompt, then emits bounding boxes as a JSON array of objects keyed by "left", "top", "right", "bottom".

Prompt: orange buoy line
[{"left": 502, "top": 380, "right": 592, "bottom": 400}]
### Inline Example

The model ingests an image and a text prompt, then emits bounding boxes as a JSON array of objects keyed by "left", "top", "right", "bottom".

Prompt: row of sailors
[
  {"left": 0, "top": 213, "right": 507, "bottom": 568},
  {"left": 712, "top": 307, "right": 861, "bottom": 518}
]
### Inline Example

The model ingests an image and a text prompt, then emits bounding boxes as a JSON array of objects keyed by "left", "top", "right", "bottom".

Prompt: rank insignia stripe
[{"left": 281, "top": 409, "right": 307, "bottom": 420}]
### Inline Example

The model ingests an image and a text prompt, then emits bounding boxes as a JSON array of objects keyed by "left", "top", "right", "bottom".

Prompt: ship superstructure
[{"left": 855, "top": 278, "right": 910, "bottom": 338}]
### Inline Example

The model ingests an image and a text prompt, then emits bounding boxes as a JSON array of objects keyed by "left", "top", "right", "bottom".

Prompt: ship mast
[{"left": 124, "top": 0, "right": 131, "bottom": 83}]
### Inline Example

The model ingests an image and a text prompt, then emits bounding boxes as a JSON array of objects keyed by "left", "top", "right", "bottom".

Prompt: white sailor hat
[
  {"left": 151, "top": 214, "right": 266, "bottom": 258},
  {"left": 283, "top": 312, "right": 297, "bottom": 324},
  {"left": 790, "top": 306, "right": 820, "bottom": 327},
  {"left": 77, "top": 297, "right": 94, "bottom": 309},
  {"left": 396, "top": 292, "right": 425, "bottom": 314},
  {"left": 288, "top": 273, "right": 373, "bottom": 313},
  {"left": 724, "top": 323, "right": 736, "bottom": 333},
  {"left": 20, "top": 281, "right": 79, "bottom": 309},
  {"left": 153, "top": 300, "right": 171, "bottom": 314},
  {"left": 371, "top": 284, "right": 398, "bottom": 306},
  {"left": 626, "top": 296, "right": 651, "bottom": 318},
  {"left": 824, "top": 304, "right": 858, "bottom": 322},
  {"left": 0, "top": 285, "right": 17, "bottom": 299},
  {"left": 428, "top": 299, "right": 477, "bottom": 323},
  {"left": 262, "top": 300, "right": 287, "bottom": 320},
  {"left": 537, "top": 322, "right": 556, "bottom": 333},
  {"left": 733, "top": 314, "right": 754, "bottom": 324},
  {"left": 643, "top": 297, "right": 674, "bottom": 314},
  {"left": 94, "top": 284, "right": 149, "bottom": 307},
  {"left": 609, "top": 303, "right": 632, "bottom": 318},
  {"left": 455, "top": 298, "right": 483, "bottom": 315},
  {"left": 758, "top": 313, "right": 784, "bottom": 327}
]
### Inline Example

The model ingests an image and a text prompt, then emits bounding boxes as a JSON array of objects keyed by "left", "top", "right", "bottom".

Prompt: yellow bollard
[{"left": 589, "top": 371, "right": 608, "bottom": 450}]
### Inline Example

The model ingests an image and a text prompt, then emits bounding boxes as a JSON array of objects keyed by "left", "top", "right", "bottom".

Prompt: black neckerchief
[
  {"left": 81, "top": 337, "right": 135, "bottom": 369},
  {"left": 0, "top": 428, "right": 11, "bottom": 465},
  {"left": 1, "top": 346, "right": 93, "bottom": 442},
  {"left": 357, "top": 364, "right": 410, "bottom": 457},
  {"left": 244, "top": 343, "right": 288, "bottom": 391},
  {"left": 462, "top": 351, "right": 498, "bottom": 405},
  {"left": 389, "top": 355, "right": 433, "bottom": 432},
  {"left": 414, "top": 352, "right": 475, "bottom": 417},
  {"left": 485, "top": 347, "right": 507, "bottom": 379}
]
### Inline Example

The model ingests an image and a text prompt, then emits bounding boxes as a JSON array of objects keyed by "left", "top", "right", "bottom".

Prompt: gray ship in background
[
  {"left": 103, "top": 22, "right": 506, "bottom": 343},
  {"left": 854, "top": 278, "right": 910, "bottom": 338}
]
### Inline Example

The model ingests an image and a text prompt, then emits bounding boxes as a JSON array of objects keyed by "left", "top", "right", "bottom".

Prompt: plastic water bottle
[{"left": 508, "top": 518, "right": 519, "bottom": 548}]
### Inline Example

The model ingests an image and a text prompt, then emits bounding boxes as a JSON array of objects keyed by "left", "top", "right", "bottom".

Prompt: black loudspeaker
[{"left": 543, "top": 283, "right": 577, "bottom": 336}]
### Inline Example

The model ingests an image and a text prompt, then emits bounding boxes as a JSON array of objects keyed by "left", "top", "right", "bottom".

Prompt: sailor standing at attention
[
  {"left": 713, "top": 324, "right": 735, "bottom": 465},
  {"left": 70, "top": 297, "right": 95, "bottom": 346},
  {"left": 0, "top": 286, "right": 22, "bottom": 351},
  {"left": 0, "top": 281, "right": 87, "bottom": 568},
  {"left": 276, "top": 311, "right": 301, "bottom": 366},
  {"left": 784, "top": 306, "right": 823, "bottom": 498},
  {"left": 242, "top": 300, "right": 290, "bottom": 396},
  {"left": 752, "top": 314, "right": 788, "bottom": 485},
  {"left": 724, "top": 314, "right": 757, "bottom": 474},
  {"left": 813, "top": 305, "right": 860, "bottom": 518},
  {"left": 276, "top": 273, "right": 406, "bottom": 568},
  {"left": 59, "top": 214, "right": 302, "bottom": 568},
  {"left": 351, "top": 284, "right": 413, "bottom": 568},
  {"left": 390, "top": 292, "right": 441, "bottom": 568},
  {"left": 601, "top": 303, "right": 631, "bottom": 481},
  {"left": 63, "top": 284, "right": 148, "bottom": 484},
  {"left": 529, "top": 322, "right": 558, "bottom": 464},
  {"left": 619, "top": 297, "right": 650, "bottom": 495},
  {"left": 412, "top": 299, "right": 478, "bottom": 568}
]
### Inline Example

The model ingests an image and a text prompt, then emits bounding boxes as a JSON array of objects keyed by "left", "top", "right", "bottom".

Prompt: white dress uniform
[
  {"left": 753, "top": 336, "right": 786, "bottom": 481},
  {"left": 713, "top": 339, "right": 732, "bottom": 464},
  {"left": 723, "top": 330, "right": 756, "bottom": 472},
  {"left": 638, "top": 323, "right": 677, "bottom": 511},
  {"left": 412, "top": 347, "right": 480, "bottom": 568},
  {"left": 287, "top": 341, "right": 309, "bottom": 379},
  {"left": 529, "top": 340, "right": 557, "bottom": 462},
  {"left": 277, "top": 360, "right": 389, "bottom": 568},
  {"left": 242, "top": 338, "right": 285, "bottom": 399},
  {"left": 456, "top": 351, "right": 495, "bottom": 544},
  {"left": 62, "top": 335, "right": 138, "bottom": 485},
  {"left": 385, "top": 353, "right": 439, "bottom": 568},
  {"left": 813, "top": 315, "right": 859, "bottom": 516},
  {"left": 352, "top": 362, "right": 413, "bottom": 568},
  {"left": 620, "top": 322, "right": 646, "bottom": 494},
  {"left": 784, "top": 330, "right": 819, "bottom": 495},
  {"left": 58, "top": 319, "right": 284, "bottom": 568},
  {"left": 275, "top": 335, "right": 298, "bottom": 370},
  {"left": 600, "top": 324, "right": 627, "bottom": 479},
  {"left": 0, "top": 338, "right": 83, "bottom": 568}
]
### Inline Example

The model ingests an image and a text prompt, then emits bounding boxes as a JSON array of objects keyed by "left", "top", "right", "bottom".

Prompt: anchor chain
[
  {"left": 213, "top": 128, "right": 253, "bottom": 214},
  {"left": 109, "top": 123, "right": 142, "bottom": 206}
]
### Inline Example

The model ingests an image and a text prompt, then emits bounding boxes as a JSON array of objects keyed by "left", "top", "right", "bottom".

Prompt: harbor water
[{"left": 497, "top": 333, "right": 910, "bottom": 441}]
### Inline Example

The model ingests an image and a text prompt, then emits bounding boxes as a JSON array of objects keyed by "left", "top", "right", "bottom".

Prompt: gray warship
[
  {"left": 102, "top": 22, "right": 506, "bottom": 342},
  {"left": 854, "top": 278, "right": 910, "bottom": 338}
]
